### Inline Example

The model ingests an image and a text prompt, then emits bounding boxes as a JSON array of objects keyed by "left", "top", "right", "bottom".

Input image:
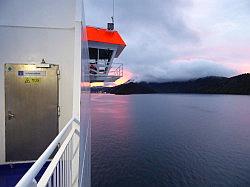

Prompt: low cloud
[{"left": 133, "top": 59, "right": 236, "bottom": 82}]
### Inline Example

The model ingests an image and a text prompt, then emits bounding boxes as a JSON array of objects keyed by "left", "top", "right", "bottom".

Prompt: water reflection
[
  {"left": 91, "top": 94, "right": 136, "bottom": 186},
  {"left": 91, "top": 94, "right": 132, "bottom": 135},
  {"left": 91, "top": 94, "right": 250, "bottom": 187}
]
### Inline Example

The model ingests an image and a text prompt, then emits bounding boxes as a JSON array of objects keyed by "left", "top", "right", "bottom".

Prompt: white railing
[
  {"left": 89, "top": 62, "right": 123, "bottom": 77},
  {"left": 16, "top": 117, "right": 80, "bottom": 187},
  {"left": 108, "top": 63, "right": 123, "bottom": 77}
]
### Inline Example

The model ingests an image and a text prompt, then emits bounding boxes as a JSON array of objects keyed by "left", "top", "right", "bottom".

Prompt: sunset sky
[{"left": 85, "top": 0, "right": 250, "bottom": 85}]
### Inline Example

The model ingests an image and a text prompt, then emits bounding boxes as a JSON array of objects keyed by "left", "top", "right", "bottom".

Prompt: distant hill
[
  {"left": 108, "top": 73, "right": 250, "bottom": 95},
  {"left": 91, "top": 86, "right": 110, "bottom": 93}
]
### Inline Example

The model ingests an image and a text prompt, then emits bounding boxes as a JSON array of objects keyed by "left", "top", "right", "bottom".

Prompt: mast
[{"left": 108, "top": 0, "right": 115, "bottom": 30}]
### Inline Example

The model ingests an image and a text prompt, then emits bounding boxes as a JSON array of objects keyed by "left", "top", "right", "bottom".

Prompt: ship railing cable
[{"left": 16, "top": 116, "right": 80, "bottom": 187}]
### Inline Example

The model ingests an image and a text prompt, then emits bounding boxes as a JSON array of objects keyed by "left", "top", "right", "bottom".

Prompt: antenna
[
  {"left": 111, "top": 0, "right": 115, "bottom": 24},
  {"left": 108, "top": 0, "right": 115, "bottom": 30}
]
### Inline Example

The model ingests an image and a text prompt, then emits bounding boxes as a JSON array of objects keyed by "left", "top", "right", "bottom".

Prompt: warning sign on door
[
  {"left": 24, "top": 78, "right": 30, "bottom": 83},
  {"left": 24, "top": 78, "right": 41, "bottom": 84}
]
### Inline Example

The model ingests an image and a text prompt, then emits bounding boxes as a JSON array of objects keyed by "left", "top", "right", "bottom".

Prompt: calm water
[{"left": 91, "top": 94, "right": 250, "bottom": 187}]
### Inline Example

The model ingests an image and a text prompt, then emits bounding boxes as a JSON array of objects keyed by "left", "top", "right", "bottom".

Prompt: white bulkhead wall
[{"left": 0, "top": 0, "right": 82, "bottom": 163}]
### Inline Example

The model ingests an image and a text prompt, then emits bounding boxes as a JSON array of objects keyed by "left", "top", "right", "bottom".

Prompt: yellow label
[{"left": 24, "top": 77, "right": 41, "bottom": 84}]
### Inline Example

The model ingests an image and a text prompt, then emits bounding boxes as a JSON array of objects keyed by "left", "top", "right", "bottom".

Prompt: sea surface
[{"left": 91, "top": 94, "right": 250, "bottom": 187}]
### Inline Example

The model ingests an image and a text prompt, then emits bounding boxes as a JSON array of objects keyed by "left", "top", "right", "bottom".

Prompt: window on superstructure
[
  {"left": 89, "top": 48, "right": 113, "bottom": 62},
  {"left": 89, "top": 48, "right": 98, "bottom": 60},
  {"left": 99, "top": 49, "right": 113, "bottom": 61}
]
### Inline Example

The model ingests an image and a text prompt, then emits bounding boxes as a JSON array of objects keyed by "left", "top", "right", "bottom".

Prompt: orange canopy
[{"left": 85, "top": 26, "right": 126, "bottom": 46}]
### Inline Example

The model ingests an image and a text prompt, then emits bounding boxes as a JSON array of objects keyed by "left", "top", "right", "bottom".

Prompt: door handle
[{"left": 8, "top": 111, "right": 15, "bottom": 120}]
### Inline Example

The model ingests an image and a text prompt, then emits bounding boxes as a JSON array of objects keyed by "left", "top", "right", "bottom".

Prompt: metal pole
[{"left": 113, "top": 0, "right": 115, "bottom": 24}]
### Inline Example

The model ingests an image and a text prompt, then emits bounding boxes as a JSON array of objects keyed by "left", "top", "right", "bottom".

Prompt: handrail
[
  {"left": 16, "top": 116, "right": 80, "bottom": 187},
  {"left": 109, "top": 63, "right": 123, "bottom": 77},
  {"left": 37, "top": 126, "right": 78, "bottom": 186}
]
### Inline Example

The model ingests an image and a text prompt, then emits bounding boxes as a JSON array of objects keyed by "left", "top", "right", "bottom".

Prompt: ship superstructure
[{"left": 86, "top": 26, "right": 126, "bottom": 82}]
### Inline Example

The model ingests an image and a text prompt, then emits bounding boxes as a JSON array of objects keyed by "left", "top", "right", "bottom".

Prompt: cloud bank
[{"left": 133, "top": 59, "right": 235, "bottom": 82}]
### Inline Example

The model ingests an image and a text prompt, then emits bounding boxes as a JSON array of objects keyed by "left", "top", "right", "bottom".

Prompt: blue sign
[{"left": 18, "top": 71, "right": 24, "bottom": 76}]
